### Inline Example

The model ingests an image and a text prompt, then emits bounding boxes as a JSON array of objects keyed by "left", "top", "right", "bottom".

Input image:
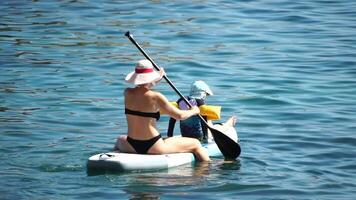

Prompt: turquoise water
[{"left": 1, "top": 0, "right": 356, "bottom": 199}]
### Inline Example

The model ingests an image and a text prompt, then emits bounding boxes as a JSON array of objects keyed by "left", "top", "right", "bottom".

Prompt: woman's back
[{"left": 124, "top": 87, "right": 160, "bottom": 139}]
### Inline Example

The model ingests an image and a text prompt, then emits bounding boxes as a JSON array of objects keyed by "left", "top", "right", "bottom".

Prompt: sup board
[{"left": 87, "top": 127, "right": 238, "bottom": 172}]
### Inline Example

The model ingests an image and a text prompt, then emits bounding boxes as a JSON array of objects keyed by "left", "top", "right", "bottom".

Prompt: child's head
[{"left": 189, "top": 80, "right": 213, "bottom": 100}]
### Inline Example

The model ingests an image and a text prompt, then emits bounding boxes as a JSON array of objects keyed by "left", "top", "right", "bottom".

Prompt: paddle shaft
[{"left": 125, "top": 31, "right": 207, "bottom": 124}]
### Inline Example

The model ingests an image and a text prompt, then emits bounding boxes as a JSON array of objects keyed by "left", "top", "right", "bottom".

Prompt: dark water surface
[{"left": 1, "top": 0, "right": 356, "bottom": 199}]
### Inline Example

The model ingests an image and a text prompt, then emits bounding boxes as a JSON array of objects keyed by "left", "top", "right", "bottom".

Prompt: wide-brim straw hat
[{"left": 125, "top": 59, "right": 162, "bottom": 85}]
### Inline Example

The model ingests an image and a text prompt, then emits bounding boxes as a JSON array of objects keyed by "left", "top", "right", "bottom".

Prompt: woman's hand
[
  {"left": 158, "top": 67, "right": 166, "bottom": 78},
  {"left": 191, "top": 106, "right": 200, "bottom": 115}
]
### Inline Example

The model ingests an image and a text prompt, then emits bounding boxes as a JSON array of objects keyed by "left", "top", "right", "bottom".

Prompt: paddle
[{"left": 125, "top": 31, "right": 241, "bottom": 159}]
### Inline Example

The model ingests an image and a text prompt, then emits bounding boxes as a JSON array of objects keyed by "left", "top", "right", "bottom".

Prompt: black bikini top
[{"left": 125, "top": 108, "right": 160, "bottom": 121}]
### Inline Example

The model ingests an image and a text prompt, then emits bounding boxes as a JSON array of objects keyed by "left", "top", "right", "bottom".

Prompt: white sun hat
[{"left": 125, "top": 59, "right": 162, "bottom": 85}]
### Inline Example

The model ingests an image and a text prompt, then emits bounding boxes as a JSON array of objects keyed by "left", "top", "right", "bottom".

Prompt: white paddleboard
[{"left": 87, "top": 127, "right": 238, "bottom": 172}]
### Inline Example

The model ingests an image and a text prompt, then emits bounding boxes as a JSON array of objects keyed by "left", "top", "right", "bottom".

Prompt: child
[{"left": 167, "top": 80, "right": 237, "bottom": 142}]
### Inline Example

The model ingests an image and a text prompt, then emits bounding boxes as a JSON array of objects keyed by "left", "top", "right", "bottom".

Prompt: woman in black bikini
[{"left": 114, "top": 59, "right": 210, "bottom": 162}]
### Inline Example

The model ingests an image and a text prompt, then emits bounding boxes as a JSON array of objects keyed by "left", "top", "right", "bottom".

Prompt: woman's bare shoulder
[{"left": 148, "top": 90, "right": 165, "bottom": 99}]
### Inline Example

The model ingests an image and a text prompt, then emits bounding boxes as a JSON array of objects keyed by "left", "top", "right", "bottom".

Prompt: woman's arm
[{"left": 155, "top": 92, "right": 200, "bottom": 120}]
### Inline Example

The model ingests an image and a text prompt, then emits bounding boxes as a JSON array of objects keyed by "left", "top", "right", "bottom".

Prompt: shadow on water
[
  {"left": 87, "top": 159, "right": 241, "bottom": 199},
  {"left": 218, "top": 159, "right": 242, "bottom": 171},
  {"left": 128, "top": 192, "right": 160, "bottom": 200}
]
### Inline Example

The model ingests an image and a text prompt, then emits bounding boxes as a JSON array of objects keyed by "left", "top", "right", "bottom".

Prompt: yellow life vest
[{"left": 162, "top": 102, "right": 221, "bottom": 121}]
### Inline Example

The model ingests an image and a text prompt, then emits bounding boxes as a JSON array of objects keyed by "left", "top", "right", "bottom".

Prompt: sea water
[{"left": 1, "top": 0, "right": 356, "bottom": 199}]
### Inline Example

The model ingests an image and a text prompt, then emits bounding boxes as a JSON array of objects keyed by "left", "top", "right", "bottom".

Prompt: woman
[{"left": 114, "top": 59, "right": 210, "bottom": 162}]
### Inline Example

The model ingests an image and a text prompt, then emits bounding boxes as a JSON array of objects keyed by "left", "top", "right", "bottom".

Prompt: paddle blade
[{"left": 210, "top": 128, "right": 241, "bottom": 160}]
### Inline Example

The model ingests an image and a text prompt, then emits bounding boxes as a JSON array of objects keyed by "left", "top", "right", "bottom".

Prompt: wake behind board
[{"left": 87, "top": 127, "right": 238, "bottom": 172}]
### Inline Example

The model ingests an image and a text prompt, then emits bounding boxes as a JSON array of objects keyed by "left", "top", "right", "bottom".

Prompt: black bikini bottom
[{"left": 127, "top": 135, "right": 161, "bottom": 154}]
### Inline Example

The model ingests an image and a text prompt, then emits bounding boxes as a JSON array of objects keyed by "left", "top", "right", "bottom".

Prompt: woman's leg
[
  {"left": 149, "top": 137, "right": 210, "bottom": 162},
  {"left": 113, "top": 135, "right": 135, "bottom": 153},
  {"left": 115, "top": 135, "right": 210, "bottom": 161}
]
